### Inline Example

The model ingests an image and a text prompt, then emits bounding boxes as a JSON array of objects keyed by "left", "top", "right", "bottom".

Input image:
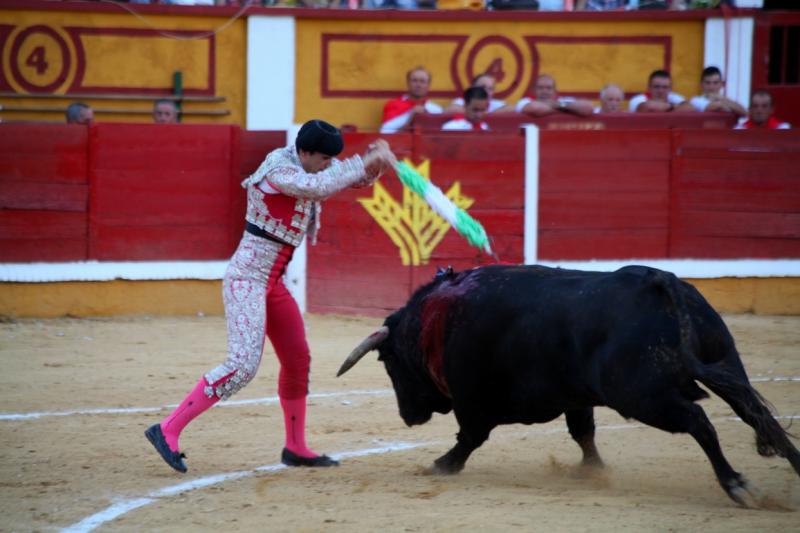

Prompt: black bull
[{"left": 337, "top": 264, "right": 800, "bottom": 507}]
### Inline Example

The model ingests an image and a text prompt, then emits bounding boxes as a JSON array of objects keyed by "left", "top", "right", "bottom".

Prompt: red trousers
[{"left": 204, "top": 233, "right": 310, "bottom": 400}]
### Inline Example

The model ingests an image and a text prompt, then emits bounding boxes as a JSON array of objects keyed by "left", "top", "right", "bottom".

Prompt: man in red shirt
[
  {"left": 380, "top": 66, "right": 443, "bottom": 133},
  {"left": 736, "top": 90, "right": 791, "bottom": 129}
]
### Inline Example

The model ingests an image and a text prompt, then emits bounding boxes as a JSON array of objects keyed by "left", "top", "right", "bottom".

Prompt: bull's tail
[{"left": 653, "top": 269, "right": 800, "bottom": 476}]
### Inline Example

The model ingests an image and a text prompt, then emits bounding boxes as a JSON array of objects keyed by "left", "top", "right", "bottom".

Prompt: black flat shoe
[
  {"left": 145, "top": 424, "right": 188, "bottom": 473},
  {"left": 281, "top": 447, "right": 339, "bottom": 467}
]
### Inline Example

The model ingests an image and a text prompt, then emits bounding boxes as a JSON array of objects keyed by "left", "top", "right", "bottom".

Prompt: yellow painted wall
[
  {"left": 0, "top": 8, "right": 246, "bottom": 125},
  {"left": 1, "top": 278, "right": 799, "bottom": 318},
  {"left": 296, "top": 18, "right": 705, "bottom": 130}
]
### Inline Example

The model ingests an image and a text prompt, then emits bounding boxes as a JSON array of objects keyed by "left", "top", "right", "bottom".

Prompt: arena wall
[
  {"left": 0, "top": 2, "right": 247, "bottom": 124},
  {"left": 1, "top": 123, "right": 798, "bottom": 317},
  {"left": 0, "top": 2, "right": 760, "bottom": 132}
]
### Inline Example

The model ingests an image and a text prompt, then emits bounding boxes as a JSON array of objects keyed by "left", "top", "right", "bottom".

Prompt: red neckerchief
[
  {"left": 740, "top": 115, "right": 785, "bottom": 129},
  {"left": 451, "top": 114, "right": 487, "bottom": 130},
  {"left": 382, "top": 95, "right": 425, "bottom": 122}
]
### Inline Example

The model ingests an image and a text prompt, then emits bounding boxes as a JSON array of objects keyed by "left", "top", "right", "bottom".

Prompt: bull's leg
[
  {"left": 632, "top": 399, "right": 761, "bottom": 508},
  {"left": 565, "top": 408, "right": 604, "bottom": 467},
  {"left": 431, "top": 411, "right": 493, "bottom": 475},
  {"left": 698, "top": 365, "right": 800, "bottom": 477}
]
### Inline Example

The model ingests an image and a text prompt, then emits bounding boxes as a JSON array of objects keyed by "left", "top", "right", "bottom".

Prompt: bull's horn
[{"left": 337, "top": 326, "right": 389, "bottom": 377}]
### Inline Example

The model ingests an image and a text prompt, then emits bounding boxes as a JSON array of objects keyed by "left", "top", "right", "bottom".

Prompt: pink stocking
[
  {"left": 280, "top": 396, "right": 318, "bottom": 458},
  {"left": 160, "top": 377, "right": 219, "bottom": 452}
]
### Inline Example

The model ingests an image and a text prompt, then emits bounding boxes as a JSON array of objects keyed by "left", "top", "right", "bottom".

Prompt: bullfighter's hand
[{"left": 360, "top": 139, "right": 397, "bottom": 186}]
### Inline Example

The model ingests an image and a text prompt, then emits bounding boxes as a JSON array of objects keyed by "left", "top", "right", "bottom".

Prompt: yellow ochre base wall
[{"left": 1, "top": 278, "right": 799, "bottom": 318}]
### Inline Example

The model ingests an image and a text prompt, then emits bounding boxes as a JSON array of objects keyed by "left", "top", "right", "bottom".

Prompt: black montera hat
[{"left": 296, "top": 119, "right": 343, "bottom": 156}]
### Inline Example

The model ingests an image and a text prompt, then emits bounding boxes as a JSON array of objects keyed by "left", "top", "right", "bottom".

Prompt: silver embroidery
[
  {"left": 204, "top": 232, "right": 282, "bottom": 400},
  {"left": 243, "top": 145, "right": 370, "bottom": 246}
]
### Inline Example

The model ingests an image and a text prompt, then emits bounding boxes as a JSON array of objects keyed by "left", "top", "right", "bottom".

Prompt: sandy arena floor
[{"left": 0, "top": 313, "right": 798, "bottom": 532}]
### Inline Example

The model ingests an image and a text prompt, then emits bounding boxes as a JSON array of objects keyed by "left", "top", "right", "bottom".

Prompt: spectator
[
  {"left": 442, "top": 87, "right": 491, "bottom": 131},
  {"left": 629, "top": 70, "right": 695, "bottom": 112},
  {"left": 516, "top": 74, "right": 594, "bottom": 117},
  {"left": 735, "top": 90, "right": 791, "bottom": 129},
  {"left": 66, "top": 102, "right": 94, "bottom": 124},
  {"left": 537, "top": 0, "right": 566, "bottom": 9},
  {"left": 153, "top": 99, "right": 179, "bottom": 124},
  {"left": 575, "top": 0, "right": 630, "bottom": 9},
  {"left": 380, "top": 66, "right": 442, "bottom": 133},
  {"left": 365, "top": 0, "right": 419, "bottom": 7},
  {"left": 595, "top": 83, "right": 625, "bottom": 113},
  {"left": 446, "top": 73, "right": 512, "bottom": 114},
  {"left": 689, "top": 66, "right": 747, "bottom": 118}
]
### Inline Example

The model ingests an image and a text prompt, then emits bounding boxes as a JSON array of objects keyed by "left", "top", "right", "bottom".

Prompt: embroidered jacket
[{"left": 242, "top": 145, "right": 371, "bottom": 246}]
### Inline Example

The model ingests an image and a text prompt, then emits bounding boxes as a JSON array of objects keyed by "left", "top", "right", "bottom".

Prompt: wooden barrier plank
[
  {"left": 413, "top": 113, "right": 738, "bottom": 134},
  {"left": 540, "top": 160, "right": 668, "bottom": 193},
  {"left": 540, "top": 130, "right": 671, "bottom": 160},
  {"left": 415, "top": 134, "right": 525, "bottom": 162},
  {"left": 677, "top": 129, "right": 800, "bottom": 151},
  {"left": 539, "top": 229, "right": 668, "bottom": 260},
  {"left": 240, "top": 131, "right": 286, "bottom": 177},
  {"left": 0, "top": 238, "right": 87, "bottom": 262},
  {"left": 0, "top": 210, "right": 87, "bottom": 261},
  {"left": 540, "top": 191, "right": 668, "bottom": 229},
  {"left": 678, "top": 158, "right": 798, "bottom": 182},
  {"left": 307, "top": 269, "right": 409, "bottom": 310},
  {"left": 91, "top": 225, "right": 230, "bottom": 260},
  {"left": 670, "top": 236, "right": 800, "bottom": 259},
  {"left": 89, "top": 124, "right": 236, "bottom": 260},
  {"left": 342, "top": 133, "right": 415, "bottom": 162},
  {"left": 426, "top": 160, "right": 525, "bottom": 208},
  {"left": 674, "top": 211, "right": 800, "bottom": 239},
  {"left": 0, "top": 210, "right": 86, "bottom": 239},
  {"left": 0, "top": 124, "right": 88, "bottom": 184},
  {"left": 0, "top": 181, "right": 87, "bottom": 212},
  {"left": 675, "top": 188, "right": 800, "bottom": 212},
  {"left": 670, "top": 129, "right": 800, "bottom": 259}
]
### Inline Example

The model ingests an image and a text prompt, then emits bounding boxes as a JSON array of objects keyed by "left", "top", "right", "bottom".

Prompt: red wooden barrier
[
  {"left": 2, "top": 124, "right": 799, "bottom": 317},
  {"left": 0, "top": 124, "right": 89, "bottom": 261},
  {"left": 234, "top": 130, "right": 287, "bottom": 251},
  {"left": 539, "top": 130, "right": 672, "bottom": 260},
  {"left": 89, "top": 124, "right": 239, "bottom": 260},
  {"left": 0, "top": 123, "right": 285, "bottom": 263},
  {"left": 670, "top": 130, "right": 800, "bottom": 258},
  {"left": 307, "top": 133, "right": 416, "bottom": 315},
  {"left": 412, "top": 112, "right": 739, "bottom": 133},
  {"left": 307, "top": 132, "right": 525, "bottom": 315}
]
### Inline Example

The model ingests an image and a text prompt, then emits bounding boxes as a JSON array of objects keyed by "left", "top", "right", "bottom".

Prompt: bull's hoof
[
  {"left": 428, "top": 457, "right": 464, "bottom": 475},
  {"left": 581, "top": 455, "right": 605, "bottom": 468},
  {"left": 726, "top": 476, "right": 762, "bottom": 509}
]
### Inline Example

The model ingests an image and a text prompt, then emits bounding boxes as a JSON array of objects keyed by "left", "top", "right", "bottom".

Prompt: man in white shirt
[
  {"left": 594, "top": 83, "right": 625, "bottom": 113},
  {"left": 442, "top": 87, "right": 490, "bottom": 131},
  {"left": 629, "top": 70, "right": 695, "bottom": 113},
  {"left": 689, "top": 66, "right": 747, "bottom": 118},
  {"left": 446, "top": 73, "right": 512, "bottom": 114},
  {"left": 516, "top": 74, "right": 594, "bottom": 117}
]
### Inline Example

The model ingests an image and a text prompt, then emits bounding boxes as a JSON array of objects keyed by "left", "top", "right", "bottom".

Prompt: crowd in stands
[
  {"left": 378, "top": 64, "right": 791, "bottom": 132},
  {"left": 122, "top": 0, "right": 747, "bottom": 9},
  {"left": 65, "top": 99, "right": 181, "bottom": 125},
  {"left": 63, "top": 64, "right": 789, "bottom": 132}
]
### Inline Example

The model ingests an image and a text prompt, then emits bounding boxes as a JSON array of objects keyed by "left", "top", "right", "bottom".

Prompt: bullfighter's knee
[{"left": 204, "top": 360, "right": 258, "bottom": 401}]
